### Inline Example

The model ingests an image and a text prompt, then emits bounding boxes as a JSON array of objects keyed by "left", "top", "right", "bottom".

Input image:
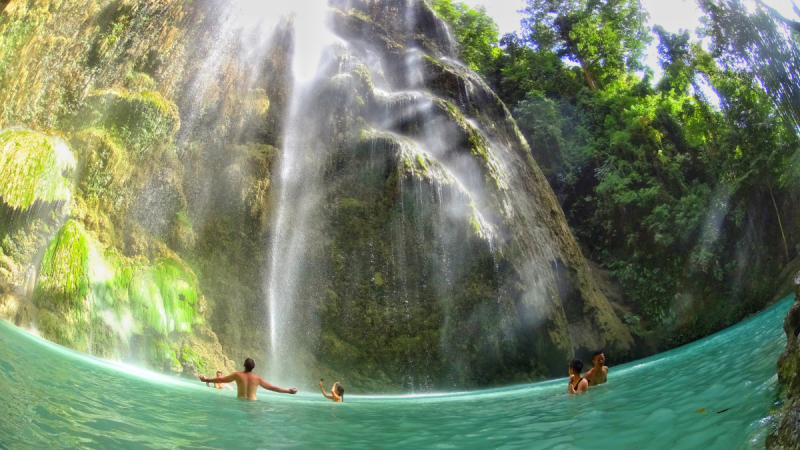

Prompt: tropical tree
[
  {"left": 698, "top": 0, "right": 800, "bottom": 130},
  {"left": 521, "top": 0, "right": 651, "bottom": 90},
  {"left": 431, "top": 0, "right": 501, "bottom": 73}
]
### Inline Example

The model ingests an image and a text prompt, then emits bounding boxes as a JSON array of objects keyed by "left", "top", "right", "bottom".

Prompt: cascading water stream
[
  {"left": 264, "top": 0, "right": 581, "bottom": 386},
  {"left": 263, "top": 1, "right": 338, "bottom": 384},
  {"left": 261, "top": 0, "right": 502, "bottom": 387}
]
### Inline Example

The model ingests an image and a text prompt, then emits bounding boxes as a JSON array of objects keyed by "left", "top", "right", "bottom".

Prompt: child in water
[
  {"left": 319, "top": 380, "right": 344, "bottom": 402},
  {"left": 568, "top": 359, "right": 589, "bottom": 394},
  {"left": 207, "top": 371, "right": 234, "bottom": 390}
]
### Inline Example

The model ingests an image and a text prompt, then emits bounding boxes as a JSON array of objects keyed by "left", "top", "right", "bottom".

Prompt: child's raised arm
[{"left": 319, "top": 381, "right": 334, "bottom": 399}]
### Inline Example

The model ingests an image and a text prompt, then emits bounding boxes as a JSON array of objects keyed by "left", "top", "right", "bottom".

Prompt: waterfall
[
  {"left": 0, "top": 0, "right": 632, "bottom": 389},
  {"left": 264, "top": 1, "right": 338, "bottom": 384},
  {"left": 269, "top": 0, "right": 554, "bottom": 386}
]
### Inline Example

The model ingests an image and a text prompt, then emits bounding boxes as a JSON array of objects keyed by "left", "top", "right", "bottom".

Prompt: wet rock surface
[
  {"left": 768, "top": 273, "right": 800, "bottom": 449},
  {"left": 268, "top": 0, "right": 632, "bottom": 390}
]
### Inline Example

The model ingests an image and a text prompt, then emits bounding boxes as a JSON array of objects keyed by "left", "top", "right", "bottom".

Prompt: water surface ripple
[{"left": 0, "top": 298, "right": 792, "bottom": 449}]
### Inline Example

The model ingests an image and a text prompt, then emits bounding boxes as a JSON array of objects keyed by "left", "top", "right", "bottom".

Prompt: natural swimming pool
[{"left": 0, "top": 297, "right": 792, "bottom": 449}]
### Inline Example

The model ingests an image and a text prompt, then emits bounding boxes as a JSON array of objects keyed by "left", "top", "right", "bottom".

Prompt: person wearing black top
[{"left": 568, "top": 359, "right": 589, "bottom": 394}]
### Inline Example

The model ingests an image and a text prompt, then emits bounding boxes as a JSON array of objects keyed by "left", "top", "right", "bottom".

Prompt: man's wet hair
[
  {"left": 216, "top": 371, "right": 223, "bottom": 376},
  {"left": 244, "top": 358, "right": 255, "bottom": 372},
  {"left": 570, "top": 359, "right": 584, "bottom": 374},
  {"left": 336, "top": 385, "right": 345, "bottom": 398},
  {"left": 592, "top": 350, "right": 604, "bottom": 359}
]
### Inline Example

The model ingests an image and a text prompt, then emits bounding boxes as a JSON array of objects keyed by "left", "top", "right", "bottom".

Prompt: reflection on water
[{"left": 0, "top": 298, "right": 791, "bottom": 449}]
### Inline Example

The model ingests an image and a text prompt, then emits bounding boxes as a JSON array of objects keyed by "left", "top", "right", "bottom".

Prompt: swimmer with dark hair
[
  {"left": 199, "top": 358, "right": 297, "bottom": 400},
  {"left": 568, "top": 359, "right": 589, "bottom": 394},
  {"left": 319, "top": 380, "right": 344, "bottom": 402}
]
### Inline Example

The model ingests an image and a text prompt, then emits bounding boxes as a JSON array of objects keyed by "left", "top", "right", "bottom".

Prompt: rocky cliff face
[
  {"left": 272, "top": 0, "right": 633, "bottom": 390},
  {"left": 768, "top": 275, "right": 800, "bottom": 449},
  {"left": 0, "top": 0, "right": 284, "bottom": 378},
  {"left": 0, "top": 0, "right": 631, "bottom": 391}
]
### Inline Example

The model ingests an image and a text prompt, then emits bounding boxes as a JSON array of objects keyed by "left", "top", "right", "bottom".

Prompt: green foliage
[
  {"left": 441, "top": 0, "right": 800, "bottom": 329},
  {"left": 697, "top": 0, "right": 800, "bottom": 131},
  {"left": 432, "top": 0, "right": 502, "bottom": 73},
  {"left": 0, "top": 130, "right": 76, "bottom": 210},
  {"left": 521, "top": 0, "right": 651, "bottom": 89}
]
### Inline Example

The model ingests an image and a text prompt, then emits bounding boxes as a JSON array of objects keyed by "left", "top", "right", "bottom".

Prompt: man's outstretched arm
[
  {"left": 259, "top": 377, "right": 298, "bottom": 394},
  {"left": 200, "top": 373, "right": 237, "bottom": 384}
]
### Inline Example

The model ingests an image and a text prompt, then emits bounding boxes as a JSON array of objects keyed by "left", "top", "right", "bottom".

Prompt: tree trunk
[
  {"left": 756, "top": 0, "right": 800, "bottom": 34},
  {"left": 769, "top": 185, "right": 791, "bottom": 263},
  {"left": 556, "top": 18, "right": 598, "bottom": 92},
  {"left": 579, "top": 59, "right": 598, "bottom": 91}
]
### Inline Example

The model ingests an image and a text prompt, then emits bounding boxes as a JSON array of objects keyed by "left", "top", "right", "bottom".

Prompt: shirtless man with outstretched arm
[
  {"left": 584, "top": 350, "right": 608, "bottom": 386},
  {"left": 199, "top": 358, "right": 297, "bottom": 400}
]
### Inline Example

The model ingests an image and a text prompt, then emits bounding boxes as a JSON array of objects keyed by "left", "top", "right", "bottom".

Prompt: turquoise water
[{"left": 0, "top": 298, "right": 792, "bottom": 449}]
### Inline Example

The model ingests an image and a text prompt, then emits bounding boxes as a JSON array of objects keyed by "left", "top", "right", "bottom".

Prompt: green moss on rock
[
  {"left": 129, "top": 258, "right": 203, "bottom": 336},
  {"left": 768, "top": 279, "right": 800, "bottom": 448},
  {"left": 0, "top": 129, "right": 76, "bottom": 210},
  {"left": 180, "top": 344, "right": 208, "bottom": 373},
  {"left": 35, "top": 220, "right": 89, "bottom": 312},
  {"left": 146, "top": 338, "right": 182, "bottom": 373},
  {"left": 73, "top": 89, "right": 180, "bottom": 157},
  {"left": 37, "top": 307, "right": 89, "bottom": 352},
  {"left": 70, "top": 128, "right": 131, "bottom": 213},
  {"left": 168, "top": 211, "right": 196, "bottom": 252}
]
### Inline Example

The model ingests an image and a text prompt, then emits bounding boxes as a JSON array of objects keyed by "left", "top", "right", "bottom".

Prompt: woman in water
[
  {"left": 568, "top": 359, "right": 589, "bottom": 394},
  {"left": 319, "top": 380, "right": 344, "bottom": 402}
]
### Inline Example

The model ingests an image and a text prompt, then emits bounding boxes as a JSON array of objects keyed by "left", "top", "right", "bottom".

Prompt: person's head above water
[
  {"left": 592, "top": 351, "right": 605, "bottom": 366},
  {"left": 216, "top": 371, "right": 223, "bottom": 377},
  {"left": 569, "top": 359, "right": 584, "bottom": 376},
  {"left": 336, "top": 384, "right": 344, "bottom": 398},
  {"left": 244, "top": 358, "right": 255, "bottom": 372}
]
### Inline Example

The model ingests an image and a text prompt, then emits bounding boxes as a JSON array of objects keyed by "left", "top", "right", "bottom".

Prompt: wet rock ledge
[{"left": 768, "top": 274, "right": 800, "bottom": 449}]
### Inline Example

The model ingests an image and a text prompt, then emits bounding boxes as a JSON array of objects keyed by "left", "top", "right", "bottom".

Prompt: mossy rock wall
[
  {"left": 0, "top": 129, "right": 76, "bottom": 210},
  {"left": 34, "top": 220, "right": 91, "bottom": 351},
  {"left": 264, "top": 0, "right": 632, "bottom": 391},
  {"left": 0, "top": 0, "right": 287, "bottom": 379},
  {"left": 310, "top": 133, "right": 556, "bottom": 388},
  {"left": 35, "top": 220, "right": 90, "bottom": 312},
  {"left": 129, "top": 258, "right": 203, "bottom": 336},
  {"left": 32, "top": 219, "right": 235, "bottom": 374},
  {"left": 768, "top": 276, "right": 800, "bottom": 449},
  {"left": 72, "top": 90, "right": 180, "bottom": 156}
]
